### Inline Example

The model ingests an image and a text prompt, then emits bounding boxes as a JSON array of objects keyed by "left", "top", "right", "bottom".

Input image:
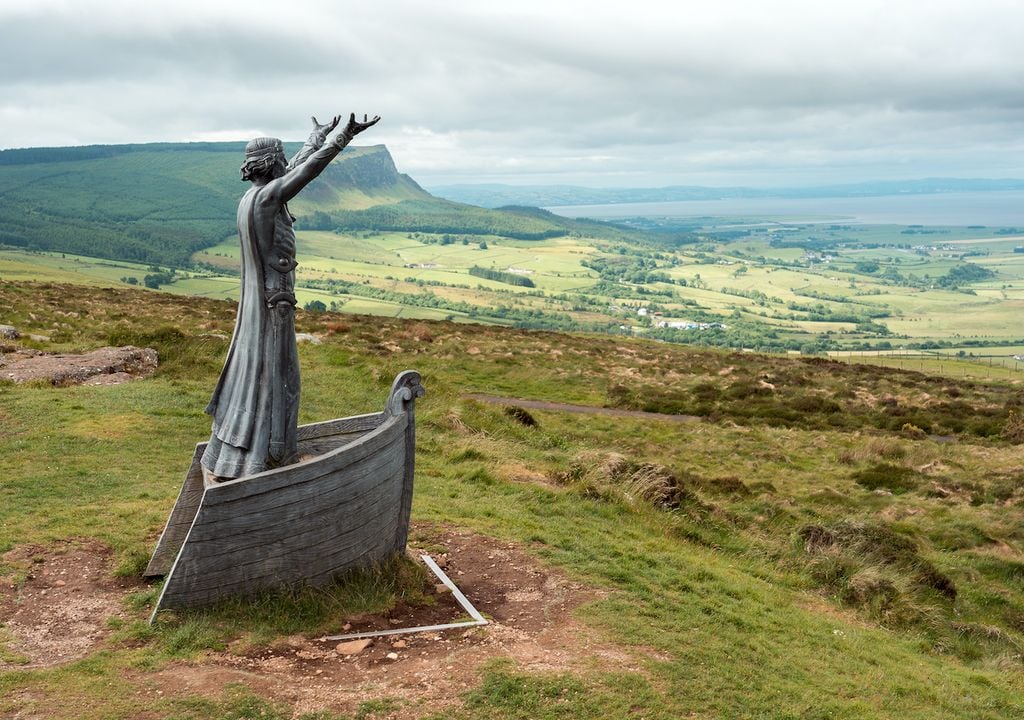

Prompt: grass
[{"left": 2, "top": 280, "right": 1024, "bottom": 718}]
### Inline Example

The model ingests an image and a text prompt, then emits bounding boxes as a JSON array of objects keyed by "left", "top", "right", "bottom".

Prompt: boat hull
[{"left": 146, "top": 371, "right": 424, "bottom": 613}]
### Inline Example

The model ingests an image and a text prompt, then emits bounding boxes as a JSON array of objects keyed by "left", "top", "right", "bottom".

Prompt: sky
[{"left": 2, "top": 0, "right": 1023, "bottom": 188}]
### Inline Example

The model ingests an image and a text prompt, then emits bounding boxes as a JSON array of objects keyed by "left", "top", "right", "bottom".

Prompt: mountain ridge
[
  {"left": 0, "top": 142, "right": 430, "bottom": 265},
  {"left": 0, "top": 142, "right": 637, "bottom": 267}
]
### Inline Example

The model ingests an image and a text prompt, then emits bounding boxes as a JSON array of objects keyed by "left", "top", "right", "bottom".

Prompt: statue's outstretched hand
[
  {"left": 344, "top": 113, "right": 381, "bottom": 138},
  {"left": 312, "top": 115, "right": 342, "bottom": 137}
]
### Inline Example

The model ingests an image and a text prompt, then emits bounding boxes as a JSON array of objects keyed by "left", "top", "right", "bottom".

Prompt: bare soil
[
  {"left": 0, "top": 540, "right": 133, "bottom": 668},
  {"left": 1, "top": 526, "right": 646, "bottom": 718},
  {"left": 146, "top": 524, "right": 639, "bottom": 718}
]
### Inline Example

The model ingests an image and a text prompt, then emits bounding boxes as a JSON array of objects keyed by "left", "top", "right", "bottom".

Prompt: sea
[{"left": 545, "top": 190, "right": 1024, "bottom": 227}]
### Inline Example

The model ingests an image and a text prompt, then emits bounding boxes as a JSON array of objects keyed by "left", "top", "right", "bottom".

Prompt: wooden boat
[{"left": 145, "top": 370, "right": 424, "bottom": 615}]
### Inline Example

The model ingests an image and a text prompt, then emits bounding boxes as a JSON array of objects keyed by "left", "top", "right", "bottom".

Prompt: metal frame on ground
[{"left": 323, "top": 554, "right": 488, "bottom": 642}]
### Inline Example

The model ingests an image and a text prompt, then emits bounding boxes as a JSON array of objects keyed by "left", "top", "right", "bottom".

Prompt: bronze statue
[{"left": 202, "top": 113, "right": 380, "bottom": 479}]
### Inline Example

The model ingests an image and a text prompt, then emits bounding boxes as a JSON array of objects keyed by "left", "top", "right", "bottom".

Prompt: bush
[
  {"left": 503, "top": 405, "right": 538, "bottom": 427},
  {"left": 1001, "top": 410, "right": 1024, "bottom": 444},
  {"left": 850, "top": 463, "right": 920, "bottom": 494}
]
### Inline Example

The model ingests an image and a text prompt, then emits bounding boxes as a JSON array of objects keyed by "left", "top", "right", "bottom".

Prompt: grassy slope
[
  {"left": 0, "top": 143, "right": 429, "bottom": 265},
  {"left": 2, "top": 281, "right": 1024, "bottom": 718}
]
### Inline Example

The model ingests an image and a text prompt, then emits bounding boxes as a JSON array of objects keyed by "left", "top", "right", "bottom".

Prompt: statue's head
[{"left": 240, "top": 137, "right": 286, "bottom": 182}]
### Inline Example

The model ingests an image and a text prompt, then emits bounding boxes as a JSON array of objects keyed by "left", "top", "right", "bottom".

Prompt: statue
[
  {"left": 202, "top": 113, "right": 380, "bottom": 479},
  {"left": 146, "top": 113, "right": 425, "bottom": 613}
]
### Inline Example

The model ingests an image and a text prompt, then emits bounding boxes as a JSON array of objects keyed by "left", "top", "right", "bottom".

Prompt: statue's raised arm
[
  {"left": 268, "top": 112, "right": 381, "bottom": 205},
  {"left": 287, "top": 115, "right": 341, "bottom": 170}
]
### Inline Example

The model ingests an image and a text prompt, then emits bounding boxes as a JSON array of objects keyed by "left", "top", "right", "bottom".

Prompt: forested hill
[
  {"left": 0, "top": 142, "right": 630, "bottom": 267},
  {"left": 0, "top": 142, "right": 430, "bottom": 266}
]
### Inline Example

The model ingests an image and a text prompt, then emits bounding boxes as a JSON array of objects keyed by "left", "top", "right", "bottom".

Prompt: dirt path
[{"left": 464, "top": 392, "right": 702, "bottom": 423}]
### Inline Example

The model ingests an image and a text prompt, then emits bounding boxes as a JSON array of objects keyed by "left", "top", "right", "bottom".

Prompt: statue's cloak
[{"left": 202, "top": 187, "right": 299, "bottom": 477}]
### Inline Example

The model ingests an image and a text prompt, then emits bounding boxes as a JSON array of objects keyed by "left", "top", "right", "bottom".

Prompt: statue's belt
[
  {"left": 264, "top": 251, "right": 298, "bottom": 308},
  {"left": 265, "top": 291, "right": 297, "bottom": 308}
]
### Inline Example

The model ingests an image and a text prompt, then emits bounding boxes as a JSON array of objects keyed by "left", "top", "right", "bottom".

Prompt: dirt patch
[
  {"left": 0, "top": 541, "right": 133, "bottom": 668},
  {"left": 1, "top": 528, "right": 644, "bottom": 717},
  {"left": 0, "top": 345, "right": 157, "bottom": 386},
  {"left": 147, "top": 525, "right": 637, "bottom": 718}
]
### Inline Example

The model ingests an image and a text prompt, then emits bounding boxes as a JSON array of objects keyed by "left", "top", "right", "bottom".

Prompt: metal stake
[{"left": 323, "top": 554, "right": 488, "bottom": 642}]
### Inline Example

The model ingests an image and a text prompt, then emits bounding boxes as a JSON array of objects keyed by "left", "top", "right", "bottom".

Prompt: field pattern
[{"left": 6, "top": 214, "right": 1024, "bottom": 375}]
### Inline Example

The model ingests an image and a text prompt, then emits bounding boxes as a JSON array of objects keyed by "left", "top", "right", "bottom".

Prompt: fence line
[{"left": 826, "top": 350, "right": 1023, "bottom": 378}]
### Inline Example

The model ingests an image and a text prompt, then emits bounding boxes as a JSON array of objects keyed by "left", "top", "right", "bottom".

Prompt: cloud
[{"left": 2, "top": 0, "right": 1023, "bottom": 185}]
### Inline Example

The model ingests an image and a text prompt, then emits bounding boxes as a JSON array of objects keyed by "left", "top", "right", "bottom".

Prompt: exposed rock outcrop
[{"left": 0, "top": 346, "right": 158, "bottom": 386}]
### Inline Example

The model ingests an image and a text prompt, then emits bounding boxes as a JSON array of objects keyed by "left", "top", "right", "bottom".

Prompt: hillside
[
  {"left": 0, "top": 142, "right": 430, "bottom": 265},
  {"left": 4, "top": 142, "right": 1024, "bottom": 363},
  {"left": 2, "top": 280, "right": 1024, "bottom": 718},
  {"left": 0, "top": 142, "right": 616, "bottom": 268}
]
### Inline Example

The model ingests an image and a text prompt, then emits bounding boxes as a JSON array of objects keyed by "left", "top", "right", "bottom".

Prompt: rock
[
  {"left": 435, "top": 556, "right": 449, "bottom": 569},
  {"left": 342, "top": 623, "right": 352, "bottom": 631},
  {"left": 335, "top": 638, "right": 373, "bottom": 656},
  {"left": 391, "top": 640, "right": 407, "bottom": 649},
  {"left": 0, "top": 345, "right": 158, "bottom": 386},
  {"left": 386, "top": 652, "right": 399, "bottom": 661},
  {"left": 0, "top": 325, "right": 18, "bottom": 340},
  {"left": 295, "top": 333, "right": 322, "bottom": 345},
  {"left": 435, "top": 583, "right": 451, "bottom": 595}
]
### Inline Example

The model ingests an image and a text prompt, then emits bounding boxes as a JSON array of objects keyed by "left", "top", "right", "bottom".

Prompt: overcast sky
[{"left": 2, "top": 0, "right": 1023, "bottom": 187}]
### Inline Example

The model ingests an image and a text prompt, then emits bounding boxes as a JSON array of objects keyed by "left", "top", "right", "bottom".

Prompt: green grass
[{"left": 3, "top": 281, "right": 1024, "bottom": 718}]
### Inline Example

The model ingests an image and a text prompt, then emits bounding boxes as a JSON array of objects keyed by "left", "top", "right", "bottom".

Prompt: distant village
[{"left": 634, "top": 307, "right": 728, "bottom": 330}]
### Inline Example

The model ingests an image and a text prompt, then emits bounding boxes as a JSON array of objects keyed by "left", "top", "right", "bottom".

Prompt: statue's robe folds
[
  {"left": 199, "top": 132, "right": 350, "bottom": 479},
  {"left": 201, "top": 189, "right": 300, "bottom": 478}
]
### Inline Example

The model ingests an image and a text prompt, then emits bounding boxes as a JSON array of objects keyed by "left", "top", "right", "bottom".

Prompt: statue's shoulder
[{"left": 251, "top": 180, "right": 287, "bottom": 210}]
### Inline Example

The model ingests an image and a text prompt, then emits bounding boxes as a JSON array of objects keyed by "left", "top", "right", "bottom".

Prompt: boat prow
[{"left": 146, "top": 370, "right": 425, "bottom": 616}]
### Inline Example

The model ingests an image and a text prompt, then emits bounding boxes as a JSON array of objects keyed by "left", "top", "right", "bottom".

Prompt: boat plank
[
  {"left": 164, "top": 494, "right": 399, "bottom": 595},
  {"left": 185, "top": 449, "right": 404, "bottom": 544},
  {"left": 296, "top": 412, "right": 384, "bottom": 441},
  {"left": 144, "top": 444, "right": 206, "bottom": 577},
  {"left": 182, "top": 488, "right": 399, "bottom": 572},
  {"left": 204, "top": 415, "right": 406, "bottom": 507},
  {"left": 159, "top": 520, "right": 400, "bottom": 606}
]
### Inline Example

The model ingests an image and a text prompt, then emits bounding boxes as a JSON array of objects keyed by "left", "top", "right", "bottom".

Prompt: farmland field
[{"left": 5, "top": 217, "right": 1024, "bottom": 363}]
